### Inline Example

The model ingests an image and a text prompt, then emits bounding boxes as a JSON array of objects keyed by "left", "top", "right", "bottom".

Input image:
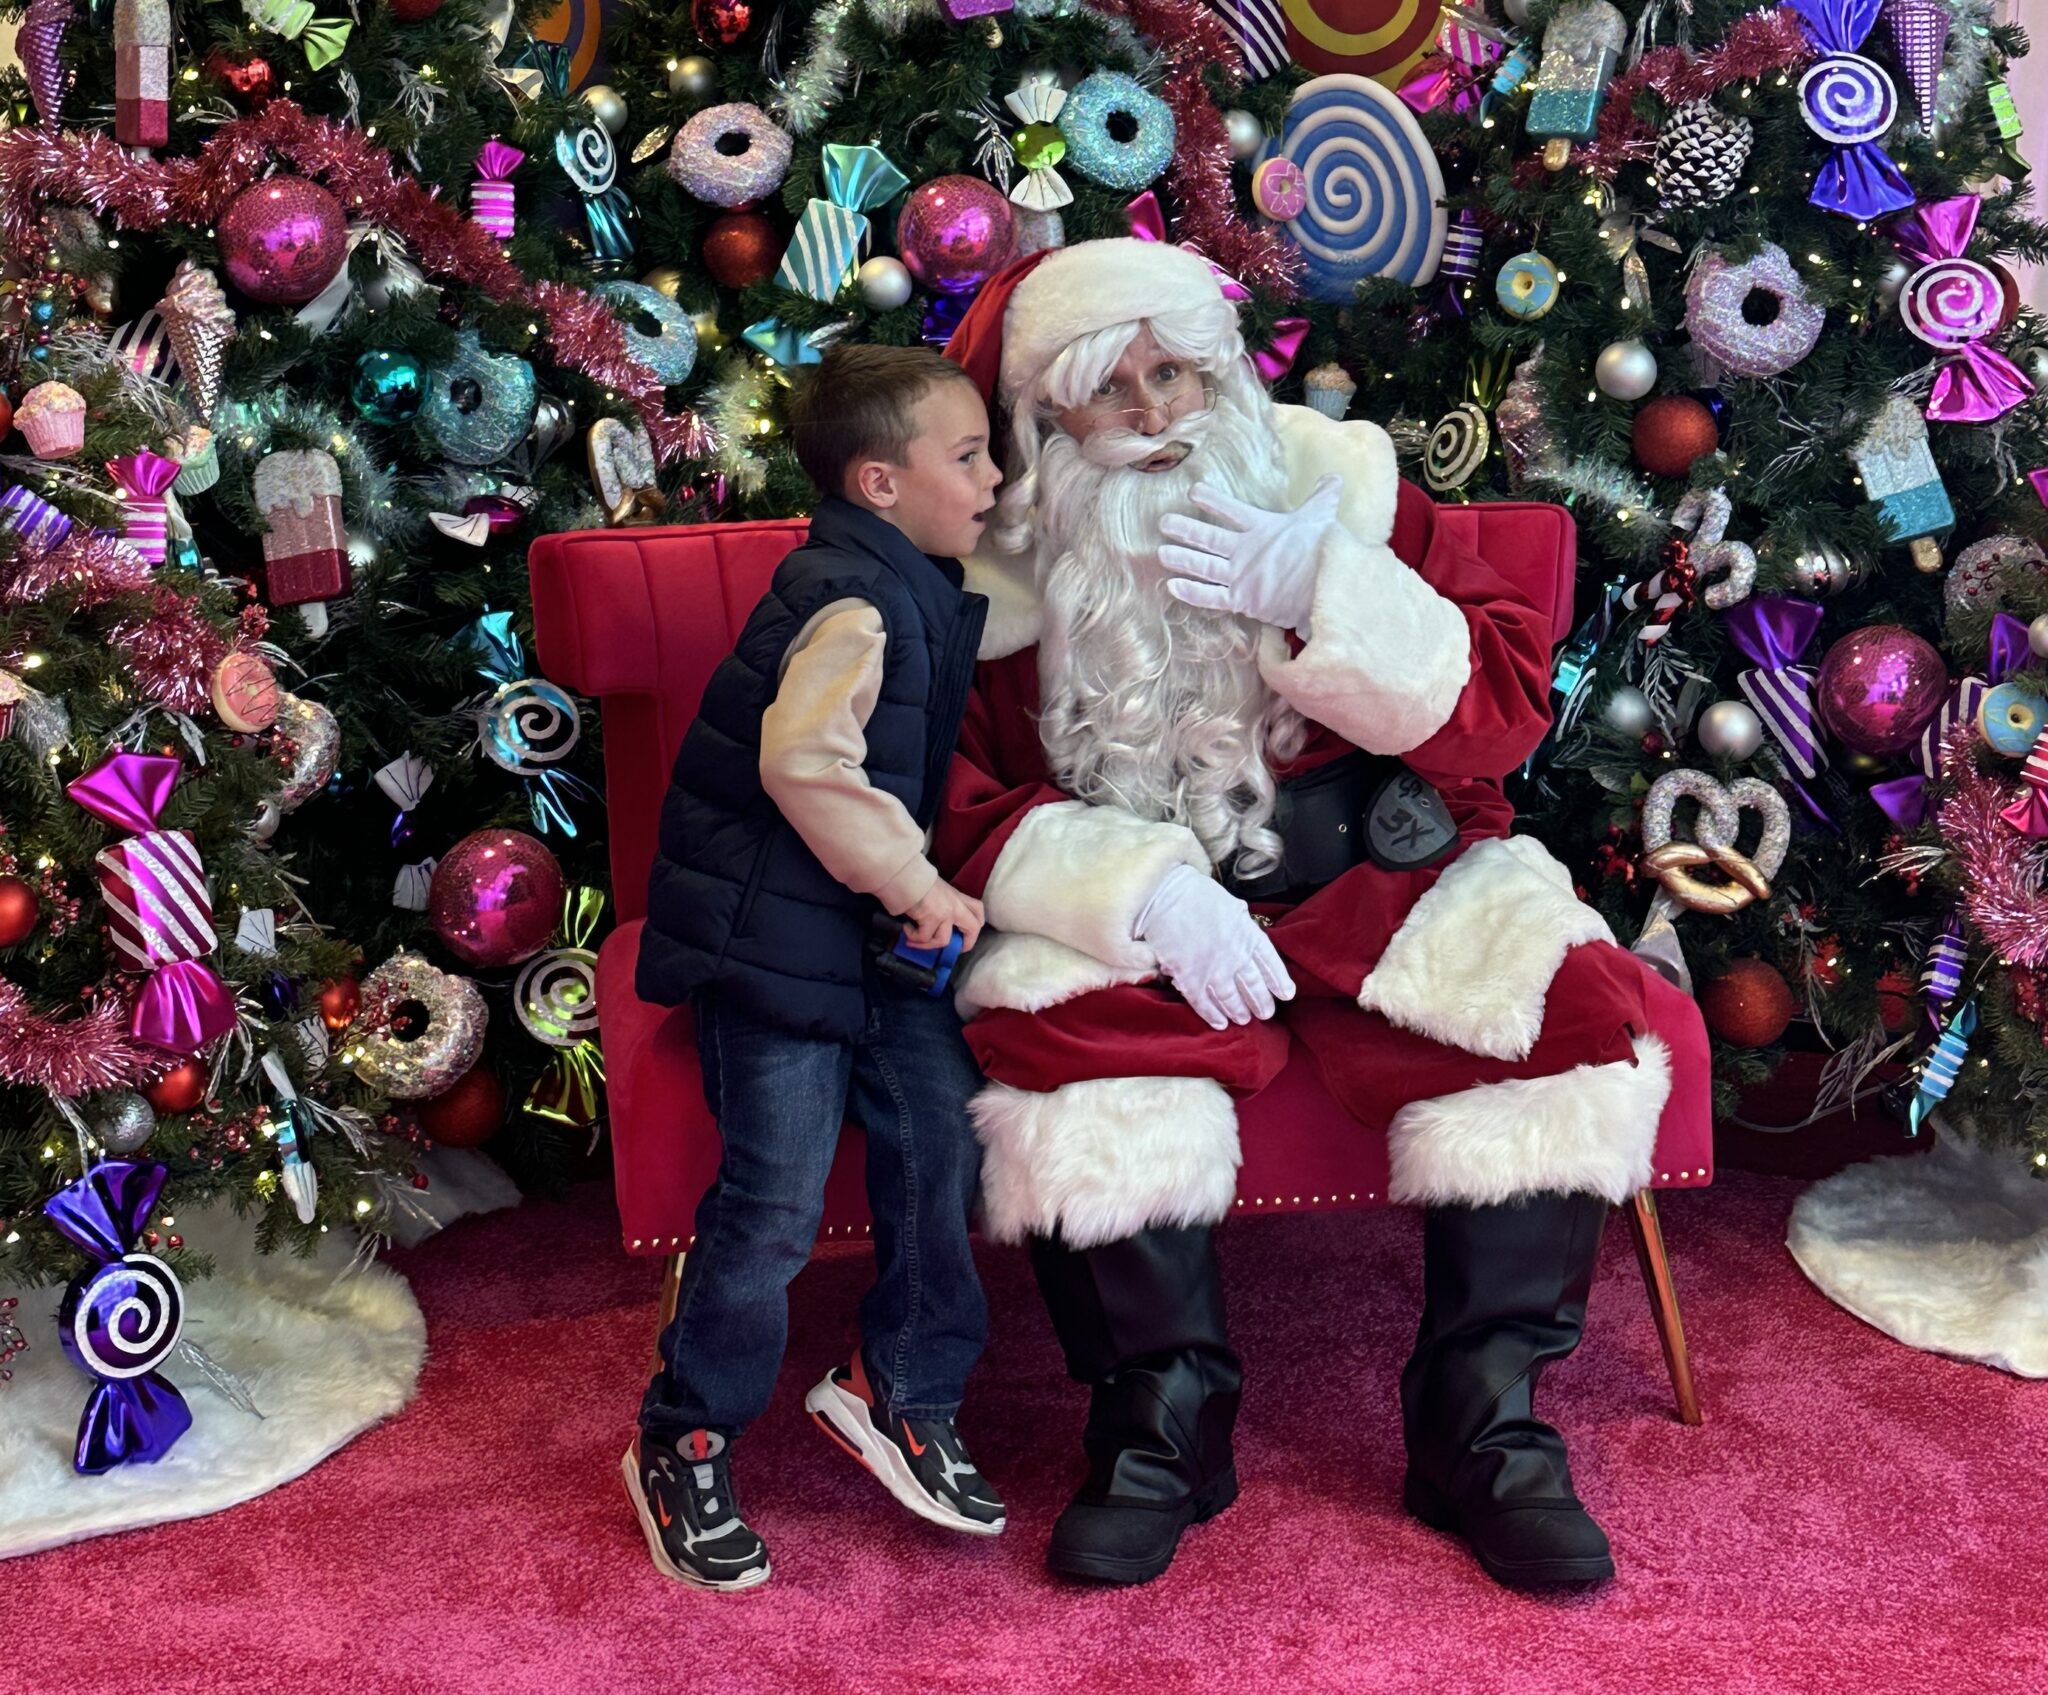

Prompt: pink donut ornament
[
  {"left": 210, "top": 651, "right": 282, "bottom": 732},
  {"left": 1252, "top": 157, "right": 1308, "bottom": 222}
]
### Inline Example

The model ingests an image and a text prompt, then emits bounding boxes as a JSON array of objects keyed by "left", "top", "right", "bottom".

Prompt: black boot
[
  {"left": 1028, "top": 1225, "right": 1241, "bottom": 1586},
  {"left": 1400, "top": 1192, "right": 1616, "bottom": 1590}
]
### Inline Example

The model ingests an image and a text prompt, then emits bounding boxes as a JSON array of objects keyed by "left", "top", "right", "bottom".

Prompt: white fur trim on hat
[
  {"left": 1387, "top": 1033, "right": 1670, "bottom": 1207},
  {"left": 971, "top": 1074, "right": 1242, "bottom": 1247},
  {"left": 999, "top": 238, "right": 1229, "bottom": 405}
]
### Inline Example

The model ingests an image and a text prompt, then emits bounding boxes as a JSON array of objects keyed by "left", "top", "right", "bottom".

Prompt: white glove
[
  {"left": 1135, "top": 863, "right": 1296, "bottom": 1031},
  {"left": 1159, "top": 475, "right": 1342, "bottom": 636}
]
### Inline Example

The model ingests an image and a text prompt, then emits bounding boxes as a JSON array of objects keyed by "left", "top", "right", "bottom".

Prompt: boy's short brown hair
[{"left": 787, "top": 344, "right": 981, "bottom": 498}]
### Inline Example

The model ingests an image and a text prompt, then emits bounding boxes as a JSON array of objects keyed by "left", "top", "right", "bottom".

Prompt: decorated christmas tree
[
  {"left": 610, "top": 0, "right": 2048, "bottom": 1163},
  {"left": 0, "top": 0, "right": 666, "bottom": 1413}
]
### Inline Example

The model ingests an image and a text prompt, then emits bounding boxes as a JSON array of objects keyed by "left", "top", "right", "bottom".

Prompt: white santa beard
[{"left": 1030, "top": 387, "right": 1305, "bottom": 879}]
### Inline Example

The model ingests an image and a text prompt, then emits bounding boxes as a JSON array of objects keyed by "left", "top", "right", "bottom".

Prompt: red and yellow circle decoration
[{"left": 1282, "top": 0, "right": 1441, "bottom": 85}]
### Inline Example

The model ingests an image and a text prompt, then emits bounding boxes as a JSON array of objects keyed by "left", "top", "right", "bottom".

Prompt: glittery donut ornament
[
  {"left": 1496, "top": 251, "right": 1560, "bottom": 320},
  {"left": 342, "top": 951, "right": 489, "bottom": 1100},
  {"left": 1057, "top": 72, "right": 1176, "bottom": 191},
  {"left": 1684, "top": 243, "right": 1827, "bottom": 379},
  {"left": 420, "top": 331, "right": 539, "bottom": 467},
  {"left": 667, "top": 101, "right": 792, "bottom": 208},
  {"left": 600, "top": 281, "right": 699, "bottom": 386}
]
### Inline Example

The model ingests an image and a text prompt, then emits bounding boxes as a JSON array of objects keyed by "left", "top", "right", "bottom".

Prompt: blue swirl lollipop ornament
[
  {"left": 41, "top": 1160, "right": 193, "bottom": 1473},
  {"left": 1275, "top": 74, "right": 1447, "bottom": 302}
]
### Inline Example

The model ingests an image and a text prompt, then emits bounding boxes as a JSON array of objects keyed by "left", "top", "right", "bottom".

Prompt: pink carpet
[{"left": 12, "top": 1172, "right": 2046, "bottom": 1695}]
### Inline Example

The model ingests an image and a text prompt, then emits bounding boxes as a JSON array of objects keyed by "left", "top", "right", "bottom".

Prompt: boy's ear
[{"left": 852, "top": 457, "right": 899, "bottom": 509}]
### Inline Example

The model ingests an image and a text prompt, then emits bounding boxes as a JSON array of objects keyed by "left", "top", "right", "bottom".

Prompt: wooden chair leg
[
  {"left": 1623, "top": 1191, "right": 1703, "bottom": 1427},
  {"left": 649, "top": 1250, "right": 685, "bottom": 1377}
]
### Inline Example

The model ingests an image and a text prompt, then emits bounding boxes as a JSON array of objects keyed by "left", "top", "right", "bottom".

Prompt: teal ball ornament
[
  {"left": 351, "top": 349, "right": 426, "bottom": 424},
  {"left": 420, "top": 331, "right": 538, "bottom": 467}
]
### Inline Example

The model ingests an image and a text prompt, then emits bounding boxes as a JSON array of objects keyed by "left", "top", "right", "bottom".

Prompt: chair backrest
[{"left": 529, "top": 502, "right": 1577, "bottom": 923}]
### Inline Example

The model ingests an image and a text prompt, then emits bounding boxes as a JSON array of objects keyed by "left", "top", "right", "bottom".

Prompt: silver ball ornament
[
  {"left": 252, "top": 799, "right": 282, "bottom": 842},
  {"left": 1501, "top": 0, "right": 1532, "bottom": 22},
  {"left": 1594, "top": 339, "right": 1659, "bottom": 401},
  {"left": 2030, "top": 613, "right": 2048, "bottom": 660},
  {"left": 1791, "top": 542, "right": 1854, "bottom": 596},
  {"left": 1604, "top": 684, "right": 1655, "bottom": 738},
  {"left": 2024, "top": 347, "right": 2048, "bottom": 389},
  {"left": 583, "top": 85, "right": 628, "bottom": 136},
  {"left": 1224, "top": 109, "right": 1265, "bottom": 160},
  {"left": 1875, "top": 258, "right": 1912, "bottom": 307},
  {"left": 1698, "top": 699, "right": 1765, "bottom": 761},
  {"left": 669, "top": 55, "right": 716, "bottom": 99},
  {"left": 94, "top": 1090, "right": 158, "bottom": 1155},
  {"left": 856, "top": 256, "right": 914, "bottom": 311}
]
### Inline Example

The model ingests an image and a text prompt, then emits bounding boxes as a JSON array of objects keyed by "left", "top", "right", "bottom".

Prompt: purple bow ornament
[
  {"left": 67, "top": 751, "right": 237, "bottom": 1055},
  {"left": 1870, "top": 612, "right": 2028, "bottom": 827},
  {"left": 1790, "top": 0, "right": 1914, "bottom": 220},
  {"left": 41, "top": 1160, "right": 192, "bottom": 1472},
  {"left": 1888, "top": 195, "right": 2034, "bottom": 424},
  {"left": 1125, "top": 191, "right": 1307, "bottom": 381},
  {"left": 1725, "top": 596, "right": 1831, "bottom": 787}
]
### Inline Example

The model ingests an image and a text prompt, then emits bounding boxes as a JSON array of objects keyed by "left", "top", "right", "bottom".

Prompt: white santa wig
[{"left": 978, "top": 240, "right": 1304, "bottom": 879}]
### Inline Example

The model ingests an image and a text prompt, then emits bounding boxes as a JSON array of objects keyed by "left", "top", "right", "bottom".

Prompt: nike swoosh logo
[
  {"left": 656, "top": 1495, "right": 673, "bottom": 1528},
  {"left": 902, "top": 1421, "right": 927, "bottom": 1457}
]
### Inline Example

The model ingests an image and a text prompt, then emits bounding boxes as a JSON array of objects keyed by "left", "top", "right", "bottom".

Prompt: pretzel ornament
[{"left": 1641, "top": 769, "right": 1790, "bottom": 915}]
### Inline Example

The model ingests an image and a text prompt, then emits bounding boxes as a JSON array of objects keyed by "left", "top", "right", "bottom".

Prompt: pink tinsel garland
[
  {"left": 1575, "top": 8, "right": 1816, "bottom": 182},
  {"left": 0, "top": 978, "right": 157, "bottom": 1092},
  {"left": 0, "top": 527, "right": 153, "bottom": 607},
  {"left": 109, "top": 585, "right": 229, "bottom": 714},
  {"left": 1938, "top": 727, "right": 2048, "bottom": 969},
  {"left": 0, "top": 103, "right": 707, "bottom": 463},
  {"left": 1092, "top": 0, "right": 1303, "bottom": 301}
]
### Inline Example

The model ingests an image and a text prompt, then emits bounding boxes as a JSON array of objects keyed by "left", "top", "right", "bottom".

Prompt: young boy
[{"left": 624, "top": 344, "right": 1007, "bottom": 1591}]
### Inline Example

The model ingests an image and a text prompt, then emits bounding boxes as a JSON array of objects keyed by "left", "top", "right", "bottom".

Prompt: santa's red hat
[{"left": 943, "top": 237, "right": 1230, "bottom": 411}]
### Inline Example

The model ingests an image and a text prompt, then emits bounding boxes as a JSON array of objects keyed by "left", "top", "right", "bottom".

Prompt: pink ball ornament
[
  {"left": 895, "top": 176, "right": 1016, "bottom": 297},
  {"left": 428, "top": 829, "right": 565, "bottom": 968},
  {"left": 1815, "top": 623, "right": 1950, "bottom": 756},
  {"left": 218, "top": 178, "right": 348, "bottom": 306}
]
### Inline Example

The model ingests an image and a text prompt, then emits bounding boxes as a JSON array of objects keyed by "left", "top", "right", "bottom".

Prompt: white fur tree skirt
[
  {"left": 0, "top": 1200, "right": 426, "bottom": 1560},
  {"left": 1788, "top": 1136, "right": 2048, "bottom": 1378}
]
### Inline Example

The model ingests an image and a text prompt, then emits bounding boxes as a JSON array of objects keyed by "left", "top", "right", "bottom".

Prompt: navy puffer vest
[{"left": 637, "top": 498, "right": 988, "bottom": 1039}]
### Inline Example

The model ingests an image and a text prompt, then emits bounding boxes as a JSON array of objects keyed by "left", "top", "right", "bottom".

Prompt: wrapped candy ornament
[
  {"left": 1526, "top": 1, "right": 1627, "bottom": 147},
  {"left": 517, "top": 888, "right": 607, "bottom": 1130},
  {"left": 466, "top": 610, "right": 592, "bottom": 833},
  {"left": 1790, "top": 0, "right": 1912, "bottom": 219},
  {"left": 67, "top": 751, "right": 237, "bottom": 1053},
  {"left": 776, "top": 143, "right": 910, "bottom": 304},
  {"left": 241, "top": 0, "right": 353, "bottom": 70},
  {"left": 104, "top": 452, "right": 181, "bottom": 566},
  {"left": 1889, "top": 195, "right": 2034, "bottom": 425},
  {"left": 42, "top": 1161, "right": 191, "bottom": 1472},
  {"left": 253, "top": 450, "right": 350, "bottom": 622},
  {"left": 114, "top": 0, "right": 170, "bottom": 148},
  {"left": 471, "top": 141, "right": 524, "bottom": 241},
  {"left": 1849, "top": 394, "right": 1953, "bottom": 568}
]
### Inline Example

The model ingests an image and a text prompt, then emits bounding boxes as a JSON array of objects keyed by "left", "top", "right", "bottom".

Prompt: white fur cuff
[
  {"left": 970, "top": 1075, "right": 1242, "bottom": 1248},
  {"left": 1387, "top": 1033, "right": 1670, "bottom": 1208},
  {"left": 1358, "top": 836, "right": 1614, "bottom": 1062},
  {"left": 954, "top": 930, "right": 1152, "bottom": 1019},
  {"left": 1258, "top": 526, "right": 1472, "bottom": 756},
  {"left": 982, "top": 801, "right": 1211, "bottom": 973}
]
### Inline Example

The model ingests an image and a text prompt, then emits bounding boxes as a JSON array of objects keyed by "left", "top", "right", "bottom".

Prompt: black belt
[{"left": 1223, "top": 750, "right": 1459, "bottom": 903}]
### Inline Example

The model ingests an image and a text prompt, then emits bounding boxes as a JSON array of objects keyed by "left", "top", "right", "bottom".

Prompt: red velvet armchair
[{"left": 529, "top": 504, "right": 1709, "bottom": 1424}]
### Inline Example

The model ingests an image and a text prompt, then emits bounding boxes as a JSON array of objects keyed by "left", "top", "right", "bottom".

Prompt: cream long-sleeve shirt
[{"left": 758, "top": 597, "right": 939, "bottom": 915}]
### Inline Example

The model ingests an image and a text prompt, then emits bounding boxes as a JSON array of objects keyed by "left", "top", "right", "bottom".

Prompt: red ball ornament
[
  {"left": 1806, "top": 934, "right": 1845, "bottom": 989},
  {"left": 1877, "top": 967, "right": 1915, "bottom": 1033},
  {"left": 415, "top": 1065, "right": 506, "bottom": 1149},
  {"left": 0, "top": 875, "right": 39, "bottom": 947},
  {"left": 1699, "top": 958, "right": 1798, "bottom": 1047},
  {"left": 218, "top": 177, "right": 350, "bottom": 307},
  {"left": 692, "top": 0, "right": 755, "bottom": 47},
  {"left": 1631, "top": 395, "right": 1720, "bottom": 478},
  {"left": 0, "top": 393, "right": 15, "bottom": 443},
  {"left": 319, "top": 976, "right": 362, "bottom": 1032},
  {"left": 143, "top": 1059, "right": 209, "bottom": 1115},
  {"left": 428, "top": 829, "right": 566, "bottom": 968},
  {"left": 203, "top": 47, "right": 278, "bottom": 108},
  {"left": 702, "top": 212, "right": 782, "bottom": 289},
  {"left": 386, "top": 0, "right": 445, "bottom": 19}
]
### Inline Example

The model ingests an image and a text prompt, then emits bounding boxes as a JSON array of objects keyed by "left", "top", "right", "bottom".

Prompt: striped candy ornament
[
  {"left": 1909, "top": 1000, "right": 1975, "bottom": 1136},
  {"left": 1212, "top": 0, "right": 1288, "bottom": 78},
  {"left": 472, "top": 140, "right": 524, "bottom": 241},
  {"left": 2000, "top": 728, "right": 2048, "bottom": 838},
  {"left": 109, "top": 310, "right": 180, "bottom": 384},
  {"left": 1919, "top": 914, "right": 1966, "bottom": 1029},
  {"left": 104, "top": 452, "right": 180, "bottom": 566},
  {"left": 96, "top": 828, "right": 217, "bottom": 971}
]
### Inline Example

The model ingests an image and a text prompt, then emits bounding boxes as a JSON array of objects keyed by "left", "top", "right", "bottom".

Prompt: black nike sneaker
[
  {"left": 804, "top": 1356, "right": 1006, "bottom": 1535},
  {"left": 621, "top": 1428, "right": 772, "bottom": 1591}
]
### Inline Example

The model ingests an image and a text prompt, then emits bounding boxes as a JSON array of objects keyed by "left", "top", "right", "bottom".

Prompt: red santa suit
[{"left": 935, "top": 402, "right": 1711, "bottom": 1250}]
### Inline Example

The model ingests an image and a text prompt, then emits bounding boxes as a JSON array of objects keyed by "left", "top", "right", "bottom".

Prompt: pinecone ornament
[{"left": 1654, "top": 102, "right": 1753, "bottom": 211}]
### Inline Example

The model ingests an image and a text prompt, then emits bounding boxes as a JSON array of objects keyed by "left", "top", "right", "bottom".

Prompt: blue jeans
[{"left": 640, "top": 976, "right": 989, "bottom": 1440}]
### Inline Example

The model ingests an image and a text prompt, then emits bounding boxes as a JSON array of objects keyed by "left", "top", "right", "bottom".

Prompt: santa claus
[{"left": 934, "top": 239, "right": 1711, "bottom": 1591}]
